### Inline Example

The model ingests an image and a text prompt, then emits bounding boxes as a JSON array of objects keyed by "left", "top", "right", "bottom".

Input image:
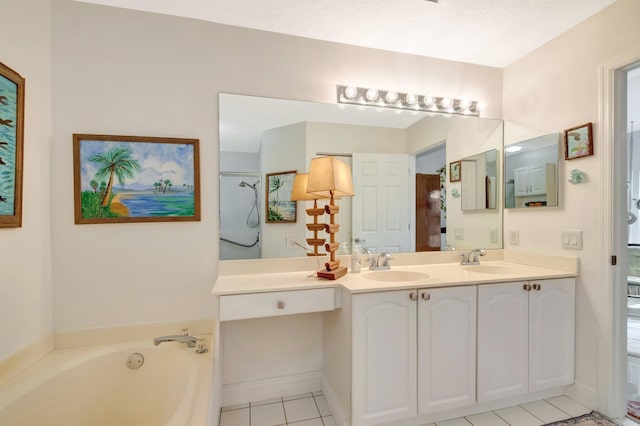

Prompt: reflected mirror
[
  {"left": 461, "top": 149, "right": 499, "bottom": 211},
  {"left": 219, "top": 93, "right": 503, "bottom": 260},
  {"left": 504, "top": 133, "right": 560, "bottom": 209}
]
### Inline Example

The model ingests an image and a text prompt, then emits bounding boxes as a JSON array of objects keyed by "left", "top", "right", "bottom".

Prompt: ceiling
[{"left": 74, "top": 0, "right": 617, "bottom": 68}]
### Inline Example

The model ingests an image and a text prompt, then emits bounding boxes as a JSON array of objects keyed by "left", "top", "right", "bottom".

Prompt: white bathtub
[{"left": 0, "top": 340, "right": 213, "bottom": 426}]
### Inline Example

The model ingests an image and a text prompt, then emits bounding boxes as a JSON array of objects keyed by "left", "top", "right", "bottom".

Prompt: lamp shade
[
  {"left": 306, "top": 157, "right": 354, "bottom": 198},
  {"left": 290, "top": 173, "right": 330, "bottom": 202}
]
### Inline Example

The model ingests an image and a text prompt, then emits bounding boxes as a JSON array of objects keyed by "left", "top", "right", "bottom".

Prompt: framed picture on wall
[
  {"left": 449, "top": 160, "right": 461, "bottom": 182},
  {"left": 73, "top": 134, "right": 201, "bottom": 224},
  {"left": 0, "top": 62, "right": 25, "bottom": 228},
  {"left": 266, "top": 170, "right": 297, "bottom": 223},
  {"left": 564, "top": 122, "right": 593, "bottom": 160}
]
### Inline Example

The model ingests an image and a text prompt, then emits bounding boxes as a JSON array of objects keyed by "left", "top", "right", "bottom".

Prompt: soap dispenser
[{"left": 351, "top": 238, "right": 363, "bottom": 273}]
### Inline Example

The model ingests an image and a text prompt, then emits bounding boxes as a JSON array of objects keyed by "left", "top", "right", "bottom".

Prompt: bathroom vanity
[{"left": 212, "top": 251, "right": 578, "bottom": 426}]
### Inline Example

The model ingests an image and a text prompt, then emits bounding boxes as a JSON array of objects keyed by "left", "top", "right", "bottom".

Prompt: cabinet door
[
  {"left": 477, "top": 282, "right": 529, "bottom": 402},
  {"left": 529, "top": 278, "right": 575, "bottom": 391},
  {"left": 514, "top": 167, "right": 530, "bottom": 196},
  {"left": 352, "top": 290, "right": 417, "bottom": 426},
  {"left": 529, "top": 164, "right": 547, "bottom": 195},
  {"left": 418, "top": 286, "right": 476, "bottom": 414}
]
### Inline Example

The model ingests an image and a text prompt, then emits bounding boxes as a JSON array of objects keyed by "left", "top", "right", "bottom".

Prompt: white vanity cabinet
[
  {"left": 477, "top": 278, "right": 575, "bottom": 403},
  {"left": 514, "top": 164, "right": 554, "bottom": 196},
  {"left": 351, "top": 286, "right": 477, "bottom": 426}
]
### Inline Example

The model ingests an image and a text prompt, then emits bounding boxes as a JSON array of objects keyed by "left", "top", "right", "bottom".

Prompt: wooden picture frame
[
  {"left": 266, "top": 170, "right": 297, "bottom": 223},
  {"left": 73, "top": 134, "right": 200, "bottom": 224},
  {"left": 449, "top": 160, "right": 461, "bottom": 182},
  {"left": 564, "top": 122, "right": 593, "bottom": 160},
  {"left": 0, "top": 62, "right": 25, "bottom": 228}
]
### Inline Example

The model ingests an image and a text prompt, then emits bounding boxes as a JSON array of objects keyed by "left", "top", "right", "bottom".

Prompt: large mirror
[
  {"left": 219, "top": 93, "right": 503, "bottom": 260},
  {"left": 504, "top": 133, "right": 560, "bottom": 209}
]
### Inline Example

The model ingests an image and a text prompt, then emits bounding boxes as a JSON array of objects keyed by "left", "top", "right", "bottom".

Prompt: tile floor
[
  {"left": 220, "top": 393, "right": 595, "bottom": 426},
  {"left": 220, "top": 391, "right": 334, "bottom": 426}
]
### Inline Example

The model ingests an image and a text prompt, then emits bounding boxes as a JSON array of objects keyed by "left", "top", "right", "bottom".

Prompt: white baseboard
[
  {"left": 565, "top": 380, "right": 598, "bottom": 410},
  {"left": 222, "top": 371, "right": 323, "bottom": 406},
  {"left": 322, "top": 376, "right": 348, "bottom": 426}
]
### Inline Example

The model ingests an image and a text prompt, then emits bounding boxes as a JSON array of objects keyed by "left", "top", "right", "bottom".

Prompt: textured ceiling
[{"left": 74, "top": 0, "right": 617, "bottom": 68}]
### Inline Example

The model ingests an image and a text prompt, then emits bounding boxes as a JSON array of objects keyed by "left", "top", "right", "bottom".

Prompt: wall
[
  {"left": 503, "top": 0, "right": 640, "bottom": 409},
  {"left": 0, "top": 0, "right": 52, "bottom": 360}
]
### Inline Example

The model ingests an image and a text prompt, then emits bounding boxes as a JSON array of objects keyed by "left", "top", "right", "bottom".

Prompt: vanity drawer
[{"left": 219, "top": 288, "right": 336, "bottom": 321}]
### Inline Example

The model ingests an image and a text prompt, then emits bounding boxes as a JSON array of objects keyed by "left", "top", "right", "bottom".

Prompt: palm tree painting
[
  {"left": 266, "top": 170, "right": 296, "bottom": 223},
  {"left": 73, "top": 134, "right": 200, "bottom": 224}
]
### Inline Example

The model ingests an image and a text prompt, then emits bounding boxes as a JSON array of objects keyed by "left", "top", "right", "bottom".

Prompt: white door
[
  {"left": 352, "top": 153, "right": 412, "bottom": 254},
  {"left": 529, "top": 278, "right": 575, "bottom": 391},
  {"left": 352, "top": 290, "right": 418, "bottom": 426},
  {"left": 418, "top": 286, "right": 477, "bottom": 414},
  {"left": 514, "top": 167, "right": 530, "bottom": 196},
  {"left": 461, "top": 160, "right": 477, "bottom": 210},
  {"left": 477, "top": 282, "right": 529, "bottom": 402}
]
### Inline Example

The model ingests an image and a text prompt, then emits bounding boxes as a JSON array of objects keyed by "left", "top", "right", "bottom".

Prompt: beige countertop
[{"left": 213, "top": 250, "right": 578, "bottom": 296}]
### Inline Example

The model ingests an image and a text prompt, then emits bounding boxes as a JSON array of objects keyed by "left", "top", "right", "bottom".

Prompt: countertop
[{"left": 213, "top": 250, "right": 578, "bottom": 296}]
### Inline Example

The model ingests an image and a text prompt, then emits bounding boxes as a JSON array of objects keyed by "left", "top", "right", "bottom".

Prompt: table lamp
[
  {"left": 290, "top": 173, "right": 329, "bottom": 256},
  {"left": 306, "top": 156, "right": 354, "bottom": 280}
]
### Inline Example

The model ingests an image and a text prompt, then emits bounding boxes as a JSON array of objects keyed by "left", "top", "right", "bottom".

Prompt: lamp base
[{"left": 317, "top": 266, "right": 347, "bottom": 280}]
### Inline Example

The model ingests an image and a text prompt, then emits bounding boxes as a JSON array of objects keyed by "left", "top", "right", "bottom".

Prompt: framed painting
[
  {"left": 449, "top": 160, "right": 461, "bottom": 182},
  {"left": 266, "top": 170, "right": 297, "bottom": 223},
  {"left": 0, "top": 62, "right": 25, "bottom": 228},
  {"left": 73, "top": 134, "right": 200, "bottom": 224},
  {"left": 564, "top": 122, "right": 593, "bottom": 160}
]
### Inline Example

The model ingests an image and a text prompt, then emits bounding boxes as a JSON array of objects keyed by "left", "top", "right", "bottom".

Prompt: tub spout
[{"left": 153, "top": 335, "right": 198, "bottom": 348}]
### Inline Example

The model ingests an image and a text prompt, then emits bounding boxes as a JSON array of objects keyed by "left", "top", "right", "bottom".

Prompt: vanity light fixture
[
  {"left": 290, "top": 173, "right": 329, "bottom": 257},
  {"left": 306, "top": 156, "right": 354, "bottom": 280},
  {"left": 337, "top": 85, "right": 480, "bottom": 116}
]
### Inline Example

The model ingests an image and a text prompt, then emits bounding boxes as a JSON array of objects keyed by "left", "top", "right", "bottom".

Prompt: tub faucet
[{"left": 153, "top": 334, "right": 198, "bottom": 348}]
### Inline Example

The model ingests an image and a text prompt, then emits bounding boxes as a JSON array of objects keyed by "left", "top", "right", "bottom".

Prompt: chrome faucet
[
  {"left": 370, "top": 252, "right": 393, "bottom": 270},
  {"left": 153, "top": 334, "right": 198, "bottom": 348},
  {"left": 460, "top": 249, "right": 487, "bottom": 265}
]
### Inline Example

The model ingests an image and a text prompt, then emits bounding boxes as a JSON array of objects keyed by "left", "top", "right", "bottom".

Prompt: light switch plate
[
  {"left": 455, "top": 228, "right": 464, "bottom": 240},
  {"left": 561, "top": 229, "right": 583, "bottom": 250},
  {"left": 509, "top": 230, "right": 519, "bottom": 246}
]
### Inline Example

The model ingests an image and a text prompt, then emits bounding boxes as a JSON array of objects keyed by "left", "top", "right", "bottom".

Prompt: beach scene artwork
[
  {"left": 73, "top": 135, "right": 200, "bottom": 224},
  {"left": 266, "top": 170, "right": 296, "bottom": 223},
  {"left": 0, "top": 62, "right": 24, "bottom": 228}
]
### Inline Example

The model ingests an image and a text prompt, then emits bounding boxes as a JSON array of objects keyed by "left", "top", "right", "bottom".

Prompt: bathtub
[{"left": 0, "top": 340, "right": 213, "bottom": 426}]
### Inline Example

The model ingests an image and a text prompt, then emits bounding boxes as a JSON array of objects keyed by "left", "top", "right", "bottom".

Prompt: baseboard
[
  {"left": 222, "top": 371, "right": 323, "bottom": 406},
  {"left": 565, "top": 380, "right": 598, "bottom": 410},
  {"left": 0, "top": 332, "right": 54, "bottom": 386},
  {"left": 54, "top": 318, "right": 214, "bottom": 349},
  {"left": 323, "top": 376, "right": 348, "bottom": 426}
]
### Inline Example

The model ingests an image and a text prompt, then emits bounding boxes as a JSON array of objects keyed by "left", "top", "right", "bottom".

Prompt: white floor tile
[
  {"left": 284, "top": 397, "right": 322, "bottom": 423},
  {"left": 322, "top": 416, "right": 337, "bottom": 426},
  {"left": 545, "top": 395, "right": 591, "bottom": 417},
  {"left": 251, "top": 402, "right": 286, "bottom": 426},
  {"left": 521, "top": 400, "right": 570, "bottom": 424},
  {"left": 465, "top": 412, "right": 509, "bottom": 426},
  {"left": 314, "top": 395, "right": 331, "bottom": 417},
  {"left": 435, "top": 418, "right": 472, "bottom": 426},
  {"left": 494, "top": 406, "right": 544, "bottom": 426},
  {"left": 283, "top": 392, "right": 314, "bottom": 401},
  {"left": 220, "top": 407, "right": 250, "bottom": 426},
  {"left": 288, "top": 418, "right": 324, "bottom": 426},
  {"left": 252, "top": 397, "right": 283, "bottom": 407},
  {"left": 221, "top": 402, "right": 250, "bottom": 412}
]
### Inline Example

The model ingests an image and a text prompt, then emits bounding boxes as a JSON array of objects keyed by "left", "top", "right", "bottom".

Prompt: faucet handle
[
  {"left": 459, "top": 252, "right": 469, "bottom": 264},
  {"left": 380, "top": 252, "right": 393, "bottom": 267},
  {"left": 182, "top": 328, "right": 191, "bottom": 336}
]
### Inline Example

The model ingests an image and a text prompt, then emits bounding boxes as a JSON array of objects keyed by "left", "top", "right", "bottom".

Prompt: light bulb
[
  {"left": 344, "top": 86, "right": 358, "bottom": 100},
  {"left": 423, "top": 96, "right": 435, "bottom": 106},
  {"left": 365, "top": 89, "right": 379, "bottom": 102},
  {"left": 404, "top": 93, "right": 418, "bottom": 105},
  {"left": 384, "top": 91, "right": 399, "bottom": 104},
  {"left": 458, "top": 99, "right": 471, "bottom": 110},
  {"left": 439, "top": 98, "right": 452, "bottom": 108}
]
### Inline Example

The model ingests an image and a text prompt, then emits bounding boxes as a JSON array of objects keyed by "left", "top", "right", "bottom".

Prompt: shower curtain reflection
[{"left": 220, "top": 174, "right": 261, "bottom": 260}]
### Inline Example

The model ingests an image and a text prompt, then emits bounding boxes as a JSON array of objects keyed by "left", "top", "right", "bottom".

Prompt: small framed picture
[
  {"left": 449, "top": 161, "right": 461, "bottom": 182},
  {"left": 564, "top": 122, "right": 593, "bottom": 160},
  {"left": 265, "top": 170, "right": 297, "bottom": 223}
]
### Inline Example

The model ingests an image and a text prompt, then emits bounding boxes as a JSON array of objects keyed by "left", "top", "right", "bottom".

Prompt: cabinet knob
[
  {"left": 277, "top": 301, "right": 285, "bottom": 309},
  {"left": 523, "top": 284, "right": 532, "bottom": 291},
  {"left": 409, "top": 292, "right": 418, "bottom": 301},
  {"left": 421, "top": 292, "right": 430, "bottom": 301},
  {"left": 532, "top": 283, "right": 541, "bottom": 291}
]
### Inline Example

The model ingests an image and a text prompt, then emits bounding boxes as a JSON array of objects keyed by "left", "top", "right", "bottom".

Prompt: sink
[
  {"left": 464, "top": 265, "right": 515, "bottom": 275},
  {"left": 364, "top": 270, "right": 430, "bottom": 282}
]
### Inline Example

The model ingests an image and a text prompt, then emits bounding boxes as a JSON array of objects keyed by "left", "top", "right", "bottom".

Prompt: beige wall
[
  {"left": 50, "top": 0, "right": 502, "bottom": 330},
  {"left": 503, "top": 0, "right": 640, "bottom": 406},
  {"left": 0, "top": 0, "right": 52, "bottom": 360}
]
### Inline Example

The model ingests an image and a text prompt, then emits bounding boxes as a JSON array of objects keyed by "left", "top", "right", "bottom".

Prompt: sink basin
[
  {"left": 364, "top": 270, "right": 430, "bottom": 282},
  {"left": 464, "top": 265, "right": 515, "bottom": 275}
]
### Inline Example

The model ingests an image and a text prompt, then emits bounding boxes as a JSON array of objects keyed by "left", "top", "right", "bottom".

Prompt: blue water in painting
[
  {"left": 119, "top": 192, "right": 194, "bottom": 217},
  {"left": 0, "top": 75, "right": 18, "bottom": 216}
]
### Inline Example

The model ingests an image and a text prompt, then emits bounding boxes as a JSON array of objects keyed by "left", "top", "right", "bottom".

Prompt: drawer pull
[
  {"left": 533, "top": 284, "right": 541, "bottom": 291},
  {"left": 421, "top": 292, "right": 430, "bottom": 301},
  {"left": 409, "top": 292, "right": 418, "bottom": 301},
  {"left": 277, "top": 301, "right": 285, "bottom": 309},
  {"left": 523, "top": 284, "right": 532, "bottom": 292}
]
